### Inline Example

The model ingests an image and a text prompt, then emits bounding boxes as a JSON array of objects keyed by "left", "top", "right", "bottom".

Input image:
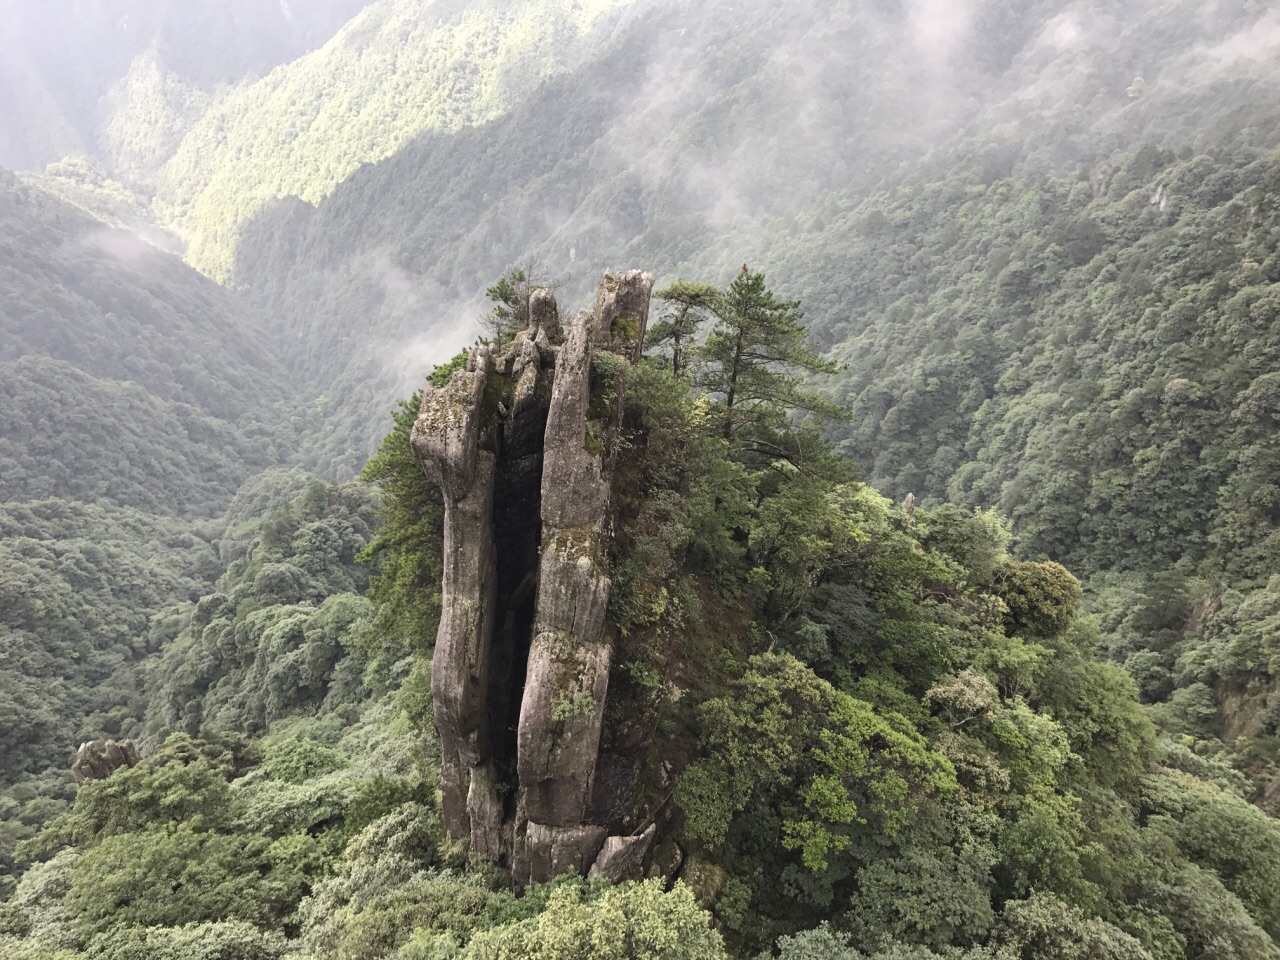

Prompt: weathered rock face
[
  {"left": 72, "top": 739, "right": 140, "bottom": 784},
  {"left": 411, "top": 270, "right": 666, "bottom": 883}
]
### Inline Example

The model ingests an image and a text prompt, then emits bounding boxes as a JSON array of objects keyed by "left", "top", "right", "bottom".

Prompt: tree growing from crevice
[{"left": 481, "top": 262, "right": 553, "bottom": 344}]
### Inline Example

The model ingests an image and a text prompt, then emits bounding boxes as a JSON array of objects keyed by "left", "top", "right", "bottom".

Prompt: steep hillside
[
  {"left": 6, "top": 1, "right": 1280, "bottom": 955},
  {"left": 224, "top": 0, "right": 1062, "bottom": 472},
  {"left": 154, "top": 0, "right": 650, "bottom": 279},
  {"left": 0, "top": 169, "right": 292, "bottom": 514},
  {"left": 795, "top": 144, "right": 1280, "bottom": 577},
  {"left": 17, "top": 157, "right": 182, "bottom": 252},
  {"left": 0, "top": 0, "right": 371, "bottom": 172},
  {"left": 0, "top": 499, "right": 217, "bottom": 791},
  {"left": 0, "top": 470, "right": 390, "bottom": 897},
  {"left": 716, "top": 0, "right": 1280, "bottom": 774},
  {"left": 200, "top": 0, "right": 1277, "bottom": 479},
  {"left": 0, "top": 170, "right": 299, "bottom": 876},
  {"left": 748, "top": 0, "right": 1280, "bottom": 572}
]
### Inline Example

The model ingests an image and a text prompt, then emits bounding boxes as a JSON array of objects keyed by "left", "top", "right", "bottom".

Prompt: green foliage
[
  {"left": 1140, "top": 769, "right": 1280, "bottom": 938},
  {"left": 483, "top": 266, "right": 547, "bottom": 344},
  {"left": 0, "top": 500, "right": 215, "bottom": 793},
  {"left": 0, "top": 169, "right": 302, "bottom": 890},
  {"left": 0, "top": 459, "right": 431, "bottom": 956},
  {"left": 25, "top": 736, "right": 235, "bottom": 854},
  {"left": 587, "top": 275, "right": 1231, "bottom": 958},
  {"left": 0, "top": 2, "right": 365, "bottom": 171},
  {"left": 358, "top": 392, "right": 445, "bottom": 663},
  {"left": 843, "top": 803, "right": 999, "bottom": 951},
  {"left": 82, "top": 921, "right": 288, "bottom": 960},
  {"left": 65, "top": 823, "right": 305, "bottom": 936},
  {"left": 222, "top": 0, "right": 1096, "bottom": 477},
  {"left": 770, "top": 925, "right": 1003, "bottom": 960},
  {"left": 146, "top": 479, "right": 378, "bottom": 737},
  {"left": 7, "top": 253, "right": 1274, "bottom": 960},
  {"left": 297, "top": 803, "right": 447, "bottom": 958},
  {"left": 2, "top": 850, "right": 80, "bottom": 954},
  {"left": 648, "top": 282, "right": 711, "bottom": 380},
  {"left": 1035, "top": 646, "right": 1157, "bottom": 791},
  {"left": 429, "top": 352, "right": 473, "bottom": 390},
  {"left": 9, "top": 6, "right": 1280, "bottom": 956},
  {"left": 810, "top": 137, "right": 1280, "bottom": 582},
  {"left": 0, "top": 356, "right": 274, "bottom": 515},
  {"left": 156, "top": 0, "right": 640, "bottom": 280},
  {"left": 679, "top": 653, "right": 955, "bottom": 870},
  {"left": 5, "top": 705, "right": 432, "bottom": 958},
  {"left": 260, "top": 738, "right": 350, "bottom": 785},
  {"left": 995, "top": 562, "right": 1082, "bottom": 641},
  {"left": 689, "top": 270, "right": 844, "bottom": 444},
  {"left": 455, "top": 880, "right": 727, "bottom": 960},
  {"left": 996, "top": 894, "right": 1152, "bottom": 960}
]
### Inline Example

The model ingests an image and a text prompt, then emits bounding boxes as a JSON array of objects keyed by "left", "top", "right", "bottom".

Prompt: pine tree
[
  {"left": 482, "top": 262, "right": 550, "bottom": 343},
  {"left": 696, "top": 269, "right": 844, "bottom": 442},
  {"left": 649, "top": 280, "right": 716, "bottom": 379}
]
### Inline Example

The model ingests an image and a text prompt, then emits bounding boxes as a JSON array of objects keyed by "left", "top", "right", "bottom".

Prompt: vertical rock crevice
[{"left": 411, "top": 270, "right": 659, "bottom": 883}]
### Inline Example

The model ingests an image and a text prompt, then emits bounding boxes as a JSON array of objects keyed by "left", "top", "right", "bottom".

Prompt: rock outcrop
[
  {"left": 72, "top": 739, "right": 140, "bottom": 784},
  {"left": 411, "top": 270, "right": 670, "bottom": 883}
]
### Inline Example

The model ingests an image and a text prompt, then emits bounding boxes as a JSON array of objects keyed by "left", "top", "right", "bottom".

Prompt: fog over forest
[{"left": 5, "top": 3, "right": 1280, "bottom": 959}]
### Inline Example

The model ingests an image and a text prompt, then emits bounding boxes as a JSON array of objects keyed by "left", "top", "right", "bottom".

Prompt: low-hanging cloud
[
  {"left": 361, "top": 249, "right": 484, "bottom": 392},
  {"left": 906, "top": 0, "right": 975, "bottom": 66},
  {"left": 1201, "top": 8, "right": 1280, "bottom": 68}
]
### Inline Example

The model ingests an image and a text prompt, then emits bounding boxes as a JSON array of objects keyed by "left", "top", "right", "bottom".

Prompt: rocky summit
[{"left": 412, "top": 270, "right": 672, "bottom": 883}]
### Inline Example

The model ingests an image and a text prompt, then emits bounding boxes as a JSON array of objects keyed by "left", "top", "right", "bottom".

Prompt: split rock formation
[{"left": 410, "top": 270, "right": 670, "bottom": 884}]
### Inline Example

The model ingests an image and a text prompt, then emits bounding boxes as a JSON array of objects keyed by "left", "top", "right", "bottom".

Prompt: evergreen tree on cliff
[
  {"left": 701, "top": 270, "right": 842, "bottom": 440},
  {"left": 655, "top": 269, "right": 845, "bottom": 470}
]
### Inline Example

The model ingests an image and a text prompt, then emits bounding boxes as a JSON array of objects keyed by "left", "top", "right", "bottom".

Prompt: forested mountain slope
[
  {"left": 0, "top": 0, "right": 371, "bottom": 172},
  {"left": 0, "top": 500, "right": 218, "bottom": 860},
  {"left": 716, "top": 0, "right": 1280, "bottom": 775},
  {"left": 0, "top": 169, "right": 291, "bottom": 514},
  {"left": 226, "top": 0, "right": 1066, "bottom": 472},
  {"left": 805, "top": 144, "right": 1280, "bottom": 576},
  {"left": 154, "top": 0, "right": 652, "bottom": 280},
  {"left": 0, "top": 468, "right": 401, "bottom": 907},
  {"left": 0, "top": 170, "right": 300, "bottom": 887},
  {"left": 198, "top": 0, "right": 1278, "bottom": 479}
]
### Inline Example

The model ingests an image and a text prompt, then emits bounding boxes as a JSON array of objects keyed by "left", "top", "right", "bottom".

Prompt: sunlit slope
[
  {"left": 229, "top": 0, "right": 1055, "bottom": 474},
  {"left": 156, "top": 0, "right": 642, "bottom": 279},
  {"left": 0, "top": 0, "right": 371, "bottom": 171}
]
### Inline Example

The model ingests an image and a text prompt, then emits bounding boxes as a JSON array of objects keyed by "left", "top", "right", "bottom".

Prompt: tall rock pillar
[
  {"left": 411, "top": 270, "right": 656, "bottom": 880},
  {"left": 409, "top": 348, "right": 504, "bottom": 856}
]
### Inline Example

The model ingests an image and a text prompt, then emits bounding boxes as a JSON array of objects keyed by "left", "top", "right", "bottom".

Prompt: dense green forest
[
  {"left": 6, "top": 0, "right": 1280, "bottom": 956},
  {"left": 0, "top": 168, "right": 293, "bottom": 513},
  {"left": 226, "top": 0, "right": 1067, "bottom": 473},
  {"left": 7, "top": 271, "right": 1280, "bottom": 960},
  {"left": 155, "top": 0, "right": 646, "bottom": 280},
  {"left": 0, "top": 165, "right": 300, "bottom": 904},
  {"left": 199, "top": 0, "right": 1277, "bottom": 484}
]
